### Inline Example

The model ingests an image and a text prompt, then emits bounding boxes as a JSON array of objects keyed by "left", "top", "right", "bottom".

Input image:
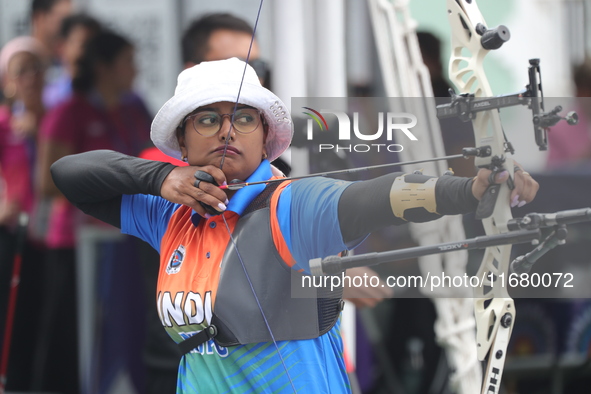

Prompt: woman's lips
[{"left": 213, "top": 146, "right": 240, "bottom": 155}]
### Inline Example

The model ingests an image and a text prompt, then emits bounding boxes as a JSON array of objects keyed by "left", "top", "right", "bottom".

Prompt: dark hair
[
  {"left": 573, "top": 57, "right": 591, "bottom": 90},
  {"left": 60, "top": 13, "right": 102, "bottom": 39},
  {"left": 181, "top": 13, "right": 254, "bottom": 64},
  {"left": 416, "top": 31, "right": 442, "bottom": 64},
  {"left": 72, "top": 30, "right": 132, "bottom": 93},
  {"left": 31, "top": 0, "right": 68, "bottom": 17}
]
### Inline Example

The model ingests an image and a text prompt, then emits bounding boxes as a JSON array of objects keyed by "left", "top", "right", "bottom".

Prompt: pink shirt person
[{"left": 40, "top": 92, "right": 151, "bottom": 248}]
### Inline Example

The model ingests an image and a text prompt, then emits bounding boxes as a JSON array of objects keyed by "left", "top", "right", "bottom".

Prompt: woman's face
[
  {"left": 3, "top": 52, "right": 45, "bottom": 105},
  {"left": 62, "top": 25, "right": 95, "bottom": 74},
  {"left": 178, "top": 101, "right": 267, "bottom": 182},
  {"left": 100, "top": 45, "right": 136, "bottom": 93}
]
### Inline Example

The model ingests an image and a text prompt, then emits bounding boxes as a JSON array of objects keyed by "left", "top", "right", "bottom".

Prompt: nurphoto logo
[{"left": 302, "top": 107, "right": 419, "bottom": 153}]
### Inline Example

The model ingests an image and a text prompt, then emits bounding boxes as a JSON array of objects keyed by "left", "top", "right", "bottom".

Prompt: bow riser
[{"left": 447, "top": 0, "right": 516, "bottom": 390}]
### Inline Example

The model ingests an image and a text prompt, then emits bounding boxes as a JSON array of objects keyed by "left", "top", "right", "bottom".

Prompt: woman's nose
[{"left": 218, "top": 116, "right": 235, "bottom": 141}]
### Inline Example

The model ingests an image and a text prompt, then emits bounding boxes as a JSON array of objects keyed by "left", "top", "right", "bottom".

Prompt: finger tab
[{"left": 194, "top": 170, "right": 217, "bottom": 185}]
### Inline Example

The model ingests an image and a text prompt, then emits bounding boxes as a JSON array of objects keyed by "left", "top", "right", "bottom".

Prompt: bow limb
[{"left": 447, "top": 0, "right": 515, "bottom": 392}]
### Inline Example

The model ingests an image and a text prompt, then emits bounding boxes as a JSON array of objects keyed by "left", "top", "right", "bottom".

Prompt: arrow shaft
[{"left": 220, "top": 153, "right": 466, "bottom": 190}]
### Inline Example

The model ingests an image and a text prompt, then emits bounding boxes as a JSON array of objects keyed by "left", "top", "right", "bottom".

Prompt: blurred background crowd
[{"left": 1, "top": 0, "right": 591, "bottom": 394}]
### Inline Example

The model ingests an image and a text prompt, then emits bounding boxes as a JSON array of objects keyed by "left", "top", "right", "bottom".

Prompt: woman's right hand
[{"left": 160, "top": 165, "right": 228, "bottom": 217}]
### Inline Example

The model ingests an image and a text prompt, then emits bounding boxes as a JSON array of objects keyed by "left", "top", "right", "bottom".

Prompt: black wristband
[{"left": 435, "top": 175, "right": 479, "bottom": 215}]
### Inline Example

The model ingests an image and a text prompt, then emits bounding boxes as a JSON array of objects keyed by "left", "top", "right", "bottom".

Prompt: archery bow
[
  {"left": 309, "top": 1, "right": 577, "bottom": 393},
  {"left": 444, "top": 2, "right": 517, "bottom": 393},
  {"left": 442, "top": 4, "right": 579, "bottom": 391}
]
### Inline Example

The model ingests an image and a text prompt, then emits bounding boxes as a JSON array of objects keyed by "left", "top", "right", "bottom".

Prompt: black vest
[{"left": 179, "top": 183, "right": 344, "bottom": 353}]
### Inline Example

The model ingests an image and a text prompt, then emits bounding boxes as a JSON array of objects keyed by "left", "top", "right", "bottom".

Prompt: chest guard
[{"left": 178, "top": 183, "right": 344, "bottom": 353}]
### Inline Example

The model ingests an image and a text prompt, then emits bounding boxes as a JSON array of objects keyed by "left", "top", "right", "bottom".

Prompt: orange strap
[{"left": 269, "top": 180, "right": 298, "bottom": 269}]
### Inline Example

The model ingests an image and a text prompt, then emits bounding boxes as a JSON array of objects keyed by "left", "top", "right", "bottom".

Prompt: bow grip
[
  {"left": 475, "top": 155, "right": 515, "bottom": 219},
  {"left": 475, "top": 183, "right": 500, "bottom": 219},
  {"left": 475, "top": 170, "right": 514, "bottom": 220}
]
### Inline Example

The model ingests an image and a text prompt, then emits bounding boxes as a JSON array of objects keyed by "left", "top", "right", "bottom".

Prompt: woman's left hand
[{"left": 472, "top": 161, "right": 539, "bottom": 208}]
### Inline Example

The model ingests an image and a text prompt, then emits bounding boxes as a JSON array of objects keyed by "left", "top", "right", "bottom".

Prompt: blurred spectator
[
  {"left": 33, "top": 30, "right": 151, "bottom": 394},
  {"left": 36, "top": 14, "right": 102, "bottom": 264},
  {"left": 43, "top": 13, "right": 102, "bottom": 109},
  {"left": 31, "top": 0, "right": 72, "bottom": 79},
  {"left": 417, "top": 31, "right": 450, "bottom": 98},
  {"left": 0, "top": 36, "right": 46, "bottom": 392},
  {"left": 182, "top": 13, "right": 270, "bottom": 88},
  {"left": 547, "top": 57, "right": 591, "bottom": 170}
]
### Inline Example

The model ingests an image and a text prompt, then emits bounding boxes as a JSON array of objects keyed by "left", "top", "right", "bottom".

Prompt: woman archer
[{"left": 50, "top": 57, "right": 538, "bottom": 393}]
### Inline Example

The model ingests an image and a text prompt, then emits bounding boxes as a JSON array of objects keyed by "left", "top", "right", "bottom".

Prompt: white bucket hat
[{"left": 151, "top": 57, "right": 293, "bottom": 162}]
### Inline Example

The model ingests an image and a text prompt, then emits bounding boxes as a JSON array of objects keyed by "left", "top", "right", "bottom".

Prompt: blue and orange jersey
[{"left": 121, "top": 160, "right": 354, "bottom": 393}]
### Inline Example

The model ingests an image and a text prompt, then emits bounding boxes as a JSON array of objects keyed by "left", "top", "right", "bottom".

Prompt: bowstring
[
  {"left": 218, "top": 1, "right": 298, "bottom": 392},
  {"left": 221, "top": 216, "right": 297, "bottom": 393},
  {"left": 219, "top": 0, "right": 264, "bottom": 170}
]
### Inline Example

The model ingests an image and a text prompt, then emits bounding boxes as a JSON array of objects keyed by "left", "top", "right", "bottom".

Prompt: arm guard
[{"left": 338, "top": 172, "right": 478, "bottom": 244}]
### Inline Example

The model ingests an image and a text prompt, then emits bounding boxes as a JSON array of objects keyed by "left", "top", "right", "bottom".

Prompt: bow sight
[{"left": 437, "top": 58, "right": 578, "bottom": 151}]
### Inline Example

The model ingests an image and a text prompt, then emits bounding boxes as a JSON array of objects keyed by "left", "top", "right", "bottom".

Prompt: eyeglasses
[{"left": 182, "top": 108, "right": 263, "bottom": 137}]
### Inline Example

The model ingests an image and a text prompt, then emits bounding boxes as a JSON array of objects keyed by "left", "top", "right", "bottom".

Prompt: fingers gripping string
[
  {"left": 221, "top": 215, "right": 297, "bottom": 393},
  {"left": 219, "top": 0, "right": 265, "bottom": 170}
]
